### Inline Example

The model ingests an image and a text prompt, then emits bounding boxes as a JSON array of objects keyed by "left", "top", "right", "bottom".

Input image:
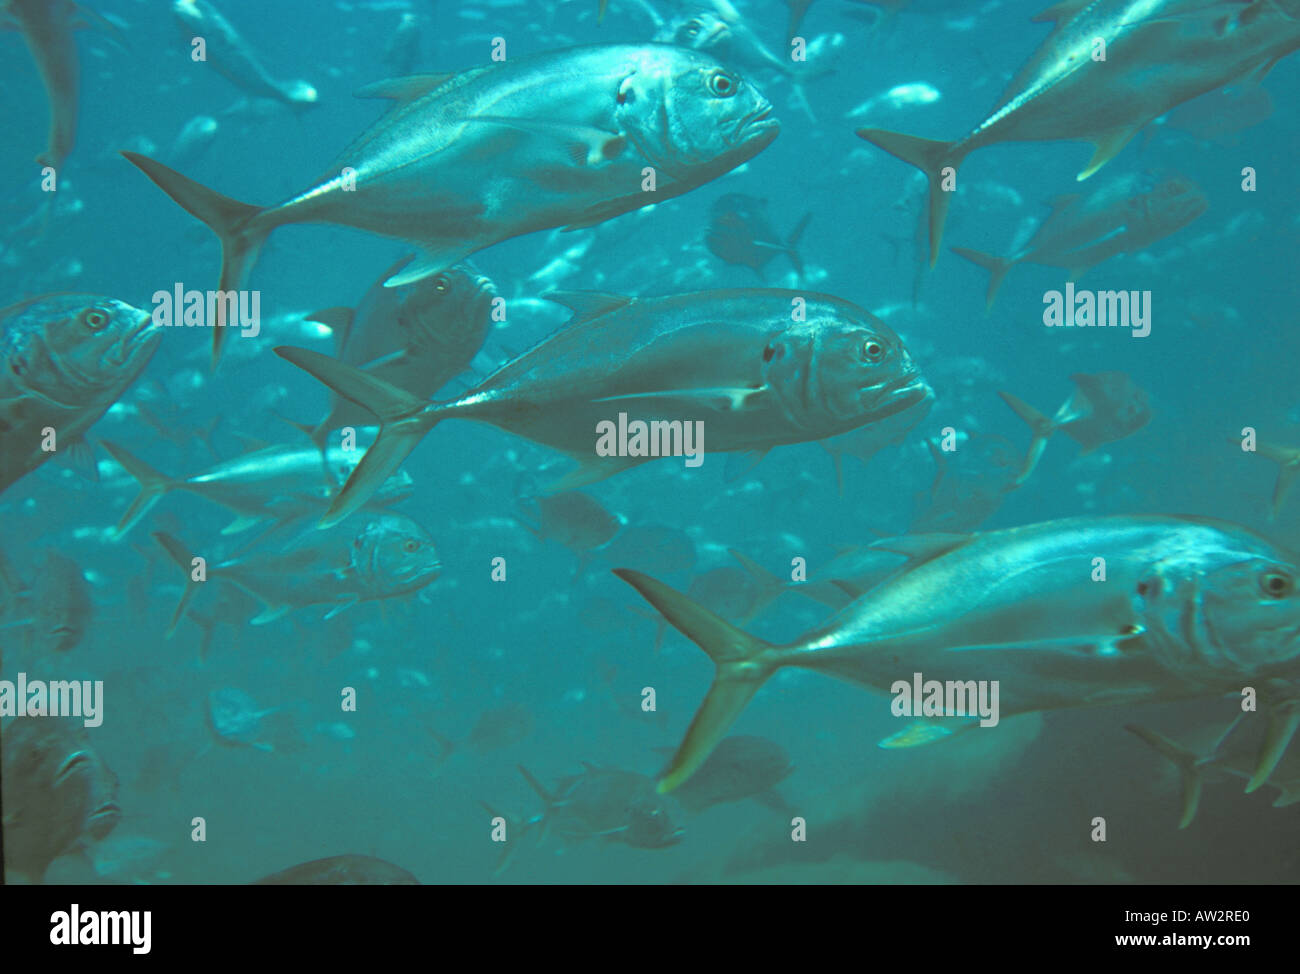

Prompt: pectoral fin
[
  {"left": 1247, "top": 703, "right": 1300, "bottom": 793},
  {"left": 463, "top": 116, "right": 627, "bottom": 166},
  {"left": 1077, "top": 126, "right": 1141, "bottom": 181}
]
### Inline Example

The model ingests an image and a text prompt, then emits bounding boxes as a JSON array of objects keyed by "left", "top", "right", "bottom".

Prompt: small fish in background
[
  {"left": 0, "top": 295, "right": 161, "bottom": 496},
  {"left": 951, "top": 173, "right": 1208, "bottom": 310},
  {"left": 164, "top": 114, "right": 220, "bottom": 170},
  {"left": 171, "top": 0, "right": 319, "bottom": 111},
  {"left": 706, "top": 193, "right": 811, "bottom": 281},
  {"left": 845, "top": 81, "right": 940, "bottom": 121},
  {"left": 251, "top": 854, "right": 420, "bottom": 884},
  {"left": 1242, "top": 437, "right": 1300, "bottom": 519},
  {"left": 1127, "top": 700, "right": 1300, "bottom": 829},
  {"left": 910, "top": 432, "right": 1020, "bottom": 533},
  {"left": 599, "top": 524, "right": 697, "bottom": 577},
  {"left": 205, "top": 687, "right": 277, "bottom": 751},
  {"left": 381, "top": 11, "right": 422, "bottom": 77},
  {"left": 2, "top": 717, "right": 122, "bottom": 883},
  {"left": 516, "top": 490, "right": 621, "bottom": 575},
  {"left": 149, "top": 512, "right": 441, "bottom": 635},
  {"left": 430, "top": 702, "right": 536, "bottom": 764},
  {"left": 999, "top": 372, "right": 1152, "bottom": 485},
  {"left": 517, "top": 763, "right": 685, "bottom": 849},
  {"left": 654, "top": 735, "right": 795, "bottom": 813},
  {"left": 26, "top": 549, "right": 92, "bottom": 654}
]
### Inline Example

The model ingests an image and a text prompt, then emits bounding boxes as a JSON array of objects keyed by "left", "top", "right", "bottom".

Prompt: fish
[
  {"left": 952, "top": 173, "right": 1208, "bottom": 309},
  {"left": 3, "top": 0, "right": 110, "bottom": 170},
  {"left": 517, "top": 490, "right": 621, "bottom": 572},
  {"left": 205, "top": 687, "right": 276, "bottom": 751},
  {"left": 122, "top": 44, "right": 779, "bottom": 368},
  {"left": 818, "top": 386, "right": 933, "bottom": 493},
  {"left": 251, "top": 854, "right": 420, "bottom": 884},
  {"left": 999, "top": 371, "right": 1152, "bottom": 484},
  {"left": 518, "top": 763, "right": 685, "bottom": 848},
  {"left": 1155, "top": 82, "right": 1275, "bottom": 143},
  {"left": 26, "top": 550, "right": 92, "bottom": 654},
  {"left": 0, "top": 295, "right": 161, "bottom": 496},
  {"left": 432, "top": 703, "right": 535, "bottom": 763},
  {"left": 1128, "top": 702, "right": 1300, "bottom": 828},
  {"left": 149, "top": 511, "right": 441, "bottom": 631},
  {"left": 381, "top": 12, "right": 422, "bottom": 77},
  {"left": 300, "top": 259, "right": 497, "bottom": 449},
  {"left": 615, "top": 515, "right": 1300, "bottom": 792},
  {"left": 857, "top": 0, "right": 1300, "bottom": 265},
  {"left": 911, "top": 432, "right": 1020, "bottom": 533},
  {"left": 171, "top": 0, "right": 319, "bottom": 111},
  {"left": 655, "top": 734, "right": 795, "bottom": 812},
  {"left": 1249, "top": 438, "right": 1300, "bottom": 518},
  {"left": 275, "top": 287, "right": 930, "bottom": 527},
  {"left": 1, "top": 716, "right": 121, "bottom": 883},
  {"left": 706, "top": 193, "right": 811, "bottom": 280},
  {"left": 599, "top": 524, "right": 698, "bottom": 576},
  {"left": 164, "top": 114, "right": 220, "bottom": 170},
  {"left": 100, "top": 438, "right": 415, "bottom": 538}
]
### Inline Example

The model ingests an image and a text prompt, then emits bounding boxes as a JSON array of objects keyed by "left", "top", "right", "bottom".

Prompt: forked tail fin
[
  {"left": 951, "top": 246, "right": 1016, "bottom": 312},
  {"left": 100, "top": 439, "right": 178, "bottom": 537},
  {"left": 613, "top": 568, "right": 778, "bottom": 793},
  {"left": 855, "top": 129, "right": 964, "bottom": 266},
  {"left": 151, "top": 531, "right": 208, "bottom": 639},
  {"left": 1125, "top": 724, "right": 1203, "bottom": 829},
  {"left": 998, "top": 390, "right": 1057, "bottom": 485}
]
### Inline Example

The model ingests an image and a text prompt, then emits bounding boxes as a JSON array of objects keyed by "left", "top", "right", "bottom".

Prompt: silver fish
[
  {"left": 0, "top": 295, "right": 160, "bottom": 496},
  {"left": 952, "top": 173, "right": 1209, "bottom": 309},
  {"left": 518, "top": 762, "right": 685, "bottom": 848},
  {"left": 617, "top": 515, "right": 1300, "bottom": 791},
  {"left": 205, "top": 687, "right": 276, "bottom": 750},
  {"left": 275, "top": 288, "right": 930, "bottom": 527},
  {"left": 123, "top": 43, "right": 779, "bottom": 368},
  {"left": 151, "top": 511, "right": 441, "bottom": 631},
  {"left": 858, "top": 0, "right": 1300, "bottom": 264},
  {"left": 1000, "top": 371, "right": 1152, "bottom": 484}
]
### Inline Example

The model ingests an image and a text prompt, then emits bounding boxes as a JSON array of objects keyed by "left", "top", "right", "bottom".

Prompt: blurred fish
[
  {"left": 2, "top": 716, "right": 121, "bottom": 883},
  {"left": 277, "top": 288, "right": 930, "bottom": 525},
  {"left": 858, "top": 0, "right": 1300, "bottom": 264},
  {"left": 300, "top": 259, "right": 497, "bottom": 449},
  {"left": 101, "top": 438, "right": 415, "bottom": 538},
  {"left": 618, "top": 515, "right": 1300, "bottom": 791},
  {"left": 172, "top": 0, "right": 319, "bottom": 111},
  {"left": 952, "top": 174, "right": 1208, "bottom": 309},
  {"left": 706, "top": 193, "right": 811, "bottom": 280},
  {"left": 165, "top": 115, "right": 220, "bottom": 169},
  {"left": 600, "top": 525, "right": 697, "bottom": 576},
  {"left": 911, "top": 432, "right": 1019, "bottom": 533},
  {"left": 205, "top": 687, "right": 276, "bottom": 751},
  {"left": 150, "top": 511, "right": 441, "bottom": 632},
  {"left": 1251, "top": 438, "right": 1300, "bottom": 518},
  {"left": 1128, "top": 702, "right": 1300, "bottom": 828},
  {"left": 517, "top": 491, "right": 621, "bottom": 574},
  {"left": 124, "top": 44, "right": 778, "bottom": 368},
  {"left": 26, "top": 550, "right": 92, "bottom": 653},
  {"left": 655, "top": 734, "right": 794, "bottom": 812},
  {"left": 518, "top": 762, "right": 685, "bottom": 848},
  {"left": 1155, "top": 82, "right": 1274, "bottom": 144},
  {"left": 0, "top": 295, "right": 160, "bottom": 495},
  {"left": 999, "top": 372, "right": 1152, "bottom": 484},
  {"left": 846, "top": 81, "right": 940, "bottom": 120},
  {"left": 433, "top": 702, "right": 535, "bottom": 762},
  {"left": 252, "top": 854, "right": 420, "bottom": 884},
  {"left": 381, "top": 12, "right": 422, "bottom": 76}
]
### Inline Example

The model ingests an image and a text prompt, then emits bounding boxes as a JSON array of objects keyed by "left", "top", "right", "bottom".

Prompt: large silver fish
[
  {"left": 151, "top": 511, "right": 441, "bottom": 630},
  {"left": 275, "top": 288, "right": 930, "bottom": 527},
  {"left": 122, "top": 44, "right": 779, "bottom": 368},
  {"left": 858, "top": 0, "right": 1300, "bottom": 264},
  {"left": 952, "top": 173, "right": 1209, "bottom": 309},
  {"left": 617, "top": 515, "right": 1300, "bottom": 791},
  {"left": 0, "top": 295, "right": 160, "bottom": 496}
]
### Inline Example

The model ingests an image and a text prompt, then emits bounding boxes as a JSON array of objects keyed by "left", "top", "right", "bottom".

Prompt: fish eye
[
  {"left": 403, "top": 539, "right": 420, "bottom": 553},
  {"left": 861, "top": 339, "right": 885, "bottom": 363},
  {"left": 432, "top": 274, "right": 451, "bottom": 293},
  {"left": 707, "top": 70, "right": 739, "bottom": 98},
  {"left": 762, "top": 344, "right": 775, "bottom": 363},
  {"left": 1260, "top": 570, "right": 1294, "bottom": 598},
  {"left": 685, "top": 19, "right": 701, "bottom": 36},
  {"left": 82, "top": 309, "right": 109, "bottom": 331}
]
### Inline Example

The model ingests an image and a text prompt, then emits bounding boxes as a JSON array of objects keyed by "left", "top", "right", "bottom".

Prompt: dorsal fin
[
  {"left": 542, "top": 290, "right": 634, "bottom": 321},
  {"left": 354, "top": 73, "right": 457, "bottom": 102}
]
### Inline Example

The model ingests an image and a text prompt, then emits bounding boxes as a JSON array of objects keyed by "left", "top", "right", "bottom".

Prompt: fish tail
[
  {"left": 1125, "top": 724, "right": 1202, "bottom": 830},
  {"left": 785, "top": 212, "right": 812, "bottom": 280},
  {"left": 1253, "top": 440, "right": 1300, "bottom": 519},
  {"left": 517, "top": 764, "right": 554, "bottom": 805},
  {"left": 997, "top": 390, "right": 1055, "bottom": 485},
  {"left": 120, "top": 151, "right": 273, "bottom": 371},
  {"left": 150, "top": 531, "right": 209, "bottom": 640},
  {"left": 855, "top": 128, "right": 963, "bottom": 266},
  {"left": 613, "top": 568, "right": 779, "bottom": 793},
  {"left": 273, "top": 346, "right": 436, "bottom": 528},
  {"left": 1247, "top": 704, "right": 1300, "bottom": 794},
  {"left": 950, "top": 246, "right": 1015, "bottom": 312},
  {"left": 100, "top": 439, "right": 177, "bottom": 537}
]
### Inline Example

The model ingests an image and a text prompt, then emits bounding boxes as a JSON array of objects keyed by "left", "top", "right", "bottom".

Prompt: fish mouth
[
  {"left": 864, "top": 373, "right": 933, "bottom": 418},
  {"left": 735, "top": 104, "right": 779, "bottom": 144},
  {"left": 113, "top": 310, "right": 160, "bottom": 362}
]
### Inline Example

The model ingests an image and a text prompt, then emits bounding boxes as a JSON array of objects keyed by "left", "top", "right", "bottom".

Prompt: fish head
[
  {"left": 1137, "top": 538, "right": 1300, "bottom": 680},
  {"left": 409, "top": 263, "right": 498, "bottom": 331},
  {"left": 351, "top": 513, "right": 442, "bottom": 594},
  {"left": 623, "top": 794, "right": 685, "bottom": 848},
  {"left": 7, "top": 296, "right": 160, "bottom": 406},
  {"left": 670, "top": 11, "right": 733, "bottom": 50},
  {"left": 614, "top": 47, "right": 778, "bottom": 179},
  {"left": 1139, "top": 176, "right": 1209, "bottom": 230},
  {"left": 761, "top": 299, "right": 932, "bottom": 433}
]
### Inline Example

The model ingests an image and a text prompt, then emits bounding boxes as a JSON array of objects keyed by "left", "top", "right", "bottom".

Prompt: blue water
[{"left": 2, "top": 0, "right": 1299, "bottom": 884}]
